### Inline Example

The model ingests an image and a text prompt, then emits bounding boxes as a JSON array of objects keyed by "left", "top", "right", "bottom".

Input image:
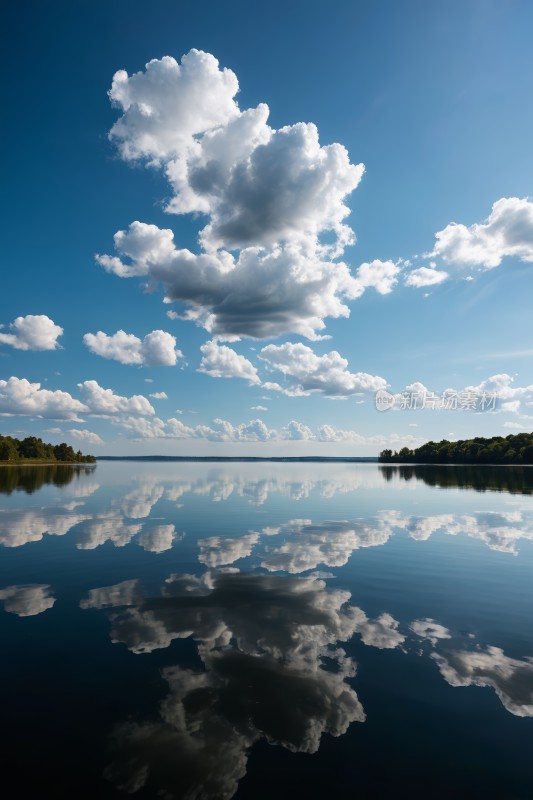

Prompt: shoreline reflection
[{"left": 380, "top": 464, "right": 533, "bottom": 494}]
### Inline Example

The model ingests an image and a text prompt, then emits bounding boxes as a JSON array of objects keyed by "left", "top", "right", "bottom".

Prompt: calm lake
[{"left": 1, "top": 461, "right": 533, "bottom": 799}]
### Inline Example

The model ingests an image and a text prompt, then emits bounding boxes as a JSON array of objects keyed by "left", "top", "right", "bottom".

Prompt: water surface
[{"left": 1, "top": 462, "right": 533, "bottom": 798}]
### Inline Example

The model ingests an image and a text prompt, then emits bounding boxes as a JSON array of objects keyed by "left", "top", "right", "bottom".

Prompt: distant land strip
[{"left": 97, "top": 456, "right": 379, "bottom": 462}]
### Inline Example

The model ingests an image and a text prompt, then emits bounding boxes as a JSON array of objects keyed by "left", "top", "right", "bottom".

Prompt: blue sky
[{"left": 2, "top": 0, "right": 533, "bottom": 455}]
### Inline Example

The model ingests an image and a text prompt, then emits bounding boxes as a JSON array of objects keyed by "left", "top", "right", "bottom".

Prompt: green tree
[{"left": 0, "top": 436, "right": 19, "bottom": 461}]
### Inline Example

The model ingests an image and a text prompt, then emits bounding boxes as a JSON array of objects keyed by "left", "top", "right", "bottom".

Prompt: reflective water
[{"left": 1, "top": 462, "right": 533, "bottom": 798}]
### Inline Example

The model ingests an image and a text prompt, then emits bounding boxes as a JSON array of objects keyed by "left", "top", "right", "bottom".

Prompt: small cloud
[
  {"left": 404, "top": 266, "right": 448, "bottom": 288},
  {"left": 259, "top": 342, "right": 387, "bottom": 398},
  {"left": 430, "top": 197, "right": 533, "bottom": 270},
  {"left": 69, "top": 428, "right": 104, "bottom": 445},
  {"left": 198, "top": 340, "right": 260, "bottom": 384},
  {"left": 0, "top": 315, "right": 63, "bottom": 351},
  {"left": 84, "top": 329, "right": 183, "bottom": 366},
  {"left": 149, "top": 392, "right": 168, "bottom": 400},
  {"left": 251, "top": 405, "right": 268, "bottom": 411}
]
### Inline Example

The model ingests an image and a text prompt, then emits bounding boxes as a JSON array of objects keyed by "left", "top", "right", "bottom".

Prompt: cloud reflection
[
  {"left": 76, "top": 518, "right": 143, "bottom": 550},
  {"left": 158, "top": 464, "right": 389, "bottom": 506},
  {"left": 198, "top": 532, "right": 259, "bottom": 567},
  {"left": 138, "top": 525, "right": 181, "bottom": 553},
  {"left": 0, "top": 508, "right": 90, "bottom": 548},
  {"left": 260, "top": 518, "right": 393, "bottom": 573},
  {"left": 0, "top": 584, "right": 55, "bottom": 616},
  {"left": 432, "top": 646, "right": 533, "bottom": 718},
  {"left": 352, "top": 609, "right": 405, "bottom": 649},
  {"left": 84, "top": 571, "right": 365, "bottom": 798},
  {"left": 118, "top": 478, "right": 165, "bottom": 518}
]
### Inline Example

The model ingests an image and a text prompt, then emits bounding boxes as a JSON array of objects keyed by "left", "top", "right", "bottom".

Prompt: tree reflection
[
  {"left": 380, "top": 464, "right": 533, "bottom": 494},
  {"left": 0, "top": 464, "right": 95, "bottom": 495}
]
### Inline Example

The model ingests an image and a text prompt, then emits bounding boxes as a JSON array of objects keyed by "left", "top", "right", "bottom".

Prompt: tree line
[
  {"left": 0, "top": 435, "right": 96, "bottom": 463},
  {"left": 379, "top": 432, "right": 533, "bottom": 464}
]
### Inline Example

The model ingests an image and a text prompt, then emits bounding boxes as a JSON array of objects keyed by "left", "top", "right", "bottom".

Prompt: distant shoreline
[
  {"left": 0, "top": 461, "right": 97, "bottom": 467},
  {"left": 96, "top": 456, "right": 379, "bottom": 463}
]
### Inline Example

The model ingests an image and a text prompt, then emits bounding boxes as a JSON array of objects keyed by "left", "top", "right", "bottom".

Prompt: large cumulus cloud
[
  {"left": 98, "top": 49, "right": 367, "bottom": 340},
  {"left": 99, "top": 227, "right": 363, "bottom": 340}
]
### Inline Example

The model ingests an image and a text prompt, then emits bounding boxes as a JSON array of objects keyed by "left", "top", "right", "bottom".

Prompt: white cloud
[
  {"left": 281, "top": 420, "right": 316, "bottom": 440},
  {"left": 0, "top": 376, "right": 87, "bottom": 420},
  {"left": 259, "top": 342, "right": 387, "bottom": 397},
  {"left": 467, "top": 374, "right": 533, "bottom": 414},
  {"left": 0, "top": 375, "right": 157, "bottom": 423},
  {"left": 117, "top": 415, "right": 168, "bottom": 439},
  {"left": 317, "top": 426, "right": 424, "bottom": 449},
  {"left": 83, "top": 329, "right": 182, "bottom": 366},
  {"left": 99, "top": 228, "right": 365, "bottom": 340},
  {"left": 113, "top": 412, "right": 424, "bottom": 452},
  {"left": 431, "top": 197, "right": 533, "bottom": 269},
  {"left": 503, "top": 421, "right": 524, "bottom": 430},
  {"left": 107, "top": 50, "right": 363, "bottom": 251},
  {"left": 191, "top": 120, "right": 364, "bottom": 253},
  {"left": 352, "top": 259, "right": 401, "bottom": 297},
  {"left": 149, "top": 391, "right": 168, "bottom": 399},
  {"left": 108, "top": 49, "right": 240, "bottom": 164},
  {"left": 78, "top": 380, "right": 155, "bottom": 417},
  {"left": 208, "top": 418, "right": 275, "bottom": 442},
  {"left": 0, "top": 315, "right": 63, "bottom": 351},
  {"left": 251, "top": 405, "right": 267, "bottom": 411},
  {"left": 388, "top": 373, "right": 533, "bottom": 415},
  {"left": 99, "top": 49, "right": 370, "bottom": 341},
  {"left": 68, "top": 428, "right": 104, "bottom": 445},
  {"left": 198, "top": 340, "right": 260, "bottom": 384},
  {"left": 404, "top": 266, "right": 449, "bottom": 287}
]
